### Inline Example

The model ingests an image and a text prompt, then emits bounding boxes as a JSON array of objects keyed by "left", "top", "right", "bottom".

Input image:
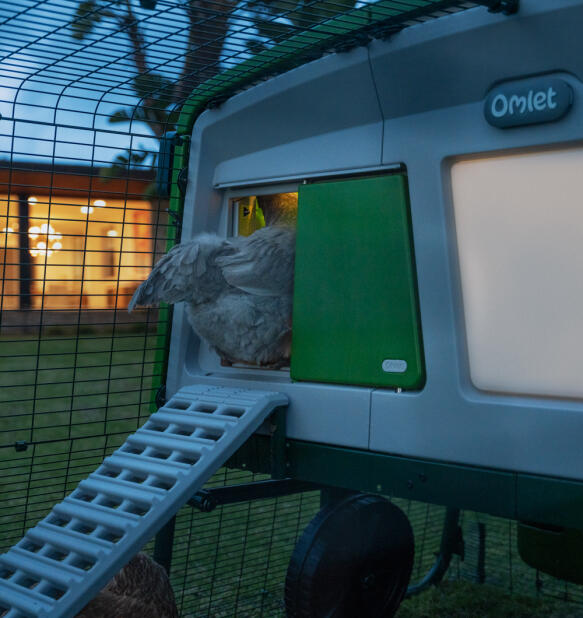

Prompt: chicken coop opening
[
  {"left": 230, "top": 192, "right": 298, "bottom": 237},
  {"left": 194, "top": 174, "right": 425, "bottom": 389},
  {"left": 171, "top": 191, "right": 299, "bottom": 375}
]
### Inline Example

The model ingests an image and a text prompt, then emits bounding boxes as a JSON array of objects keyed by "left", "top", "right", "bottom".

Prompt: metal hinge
[
  {"left": 478, "top": 0, "right": 519, "bottom": 15},
  {"left": 156, "top": 132, "right": 189, "bottom": 197},
  {"left": 155, "top": 384, "right": 167, "bottom": 408}
]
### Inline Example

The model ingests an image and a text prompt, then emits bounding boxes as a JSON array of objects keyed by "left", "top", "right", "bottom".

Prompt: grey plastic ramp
[{"left": 0, "top": 385, "right": 287, "bottom": 618}]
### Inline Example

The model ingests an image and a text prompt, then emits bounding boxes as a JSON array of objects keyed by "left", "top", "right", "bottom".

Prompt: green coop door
[{"left": 291, "top": 174, "right": 425, "bottom": 389}]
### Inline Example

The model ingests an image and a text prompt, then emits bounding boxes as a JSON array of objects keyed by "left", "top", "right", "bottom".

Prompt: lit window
[{"left": 451, "top": 147, "right": 583, "bottom": 398}]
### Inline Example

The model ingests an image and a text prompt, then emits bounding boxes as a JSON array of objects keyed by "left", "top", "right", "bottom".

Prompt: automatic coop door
[{"left": 291, "top": 174, "right": 425, "bottom": 389}]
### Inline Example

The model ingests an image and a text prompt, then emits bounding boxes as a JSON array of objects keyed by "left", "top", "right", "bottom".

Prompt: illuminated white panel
[{"left": 451, "top": 148, "right": 583, "bottom": 398}]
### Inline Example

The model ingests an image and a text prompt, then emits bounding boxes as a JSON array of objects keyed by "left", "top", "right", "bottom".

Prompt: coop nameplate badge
[
  {"left": 485, "top": 77, "right": 573, "bottom": 128},
  {"left": 382, "top": 359, "right": 408, "bottom": 373}
]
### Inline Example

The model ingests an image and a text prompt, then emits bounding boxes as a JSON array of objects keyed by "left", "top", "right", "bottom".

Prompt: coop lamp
[
  {"left": 28, "top": 223, "right": 62, "bottom": 257},
  {"left": 82, "top": 199, "right": 106, "bottom": 213},
  {"left": 1, "top": 226, "right": 17, "bottom": 248}
]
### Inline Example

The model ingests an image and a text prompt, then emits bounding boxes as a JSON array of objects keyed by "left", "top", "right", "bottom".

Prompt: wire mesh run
[
  {"left": 2, "top": 0, "right": 583, "bottom": 616},
  {"left": 0, "top": 0, "right": 492, "bottom": 452},
  {"left": 169, "top": 471, "right": 317, "bottom": 617},
  {"left": 164, "top": 482, "right": 583, "bottom": 617}
]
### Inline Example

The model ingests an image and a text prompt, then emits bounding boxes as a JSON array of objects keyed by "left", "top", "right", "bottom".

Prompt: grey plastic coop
[{"left": 166, "top": 0, "right": 583, "bottom": 600}]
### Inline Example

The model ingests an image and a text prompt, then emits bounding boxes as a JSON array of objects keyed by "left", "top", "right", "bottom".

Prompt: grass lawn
[
  {"left": 0, "top": 330, "right": 161, "bottom": 445},
  {"left": 2, "top": 331, "right": 583, "bottom": 617},
  {"left": 0, "top": 328, "right": 163, "bottom": 553},
  {"left": 397, "top": 581, "right": 583, "bottom": 617}
]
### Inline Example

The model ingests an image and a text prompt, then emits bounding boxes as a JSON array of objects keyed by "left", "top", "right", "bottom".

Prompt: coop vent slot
[
  {"left": 168, "top": 399, "right": 190, "bottom": 410},
  {"left": 194, "top": 403, "right": 217, "bottom": 413},
  {"left": 149, "top": 477, "right": 176, "bottom": 490},
  {"left": 0, "top": 385, "right": 287, "bottom": 617}
]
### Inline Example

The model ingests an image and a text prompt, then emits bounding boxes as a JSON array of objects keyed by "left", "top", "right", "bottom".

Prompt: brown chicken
[{"left": 76, "top": 553, "right": 178, "bottom": 618}]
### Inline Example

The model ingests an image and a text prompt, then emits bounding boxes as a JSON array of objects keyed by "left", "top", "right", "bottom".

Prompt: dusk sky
[{"left": 0, "top": 0, "right": 260, "bottom": 166}]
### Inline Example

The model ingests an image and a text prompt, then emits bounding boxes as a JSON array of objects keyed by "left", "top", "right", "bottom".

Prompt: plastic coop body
[{"left": 167, "top": 0, "right": 583, "bottom": 483}]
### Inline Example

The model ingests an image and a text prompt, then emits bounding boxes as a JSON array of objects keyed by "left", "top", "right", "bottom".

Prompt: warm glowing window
[
  {"left": 0, "top": 194, "right": 152, "bottom": 311},
  {"left": 451, "top": 147, "right": 583, "bottom": 399},
  {"left": 0, "top": 195, "right": 19, "bottom": 310}
]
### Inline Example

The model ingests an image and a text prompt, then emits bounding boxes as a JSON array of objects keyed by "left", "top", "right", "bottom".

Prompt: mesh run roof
[{"left": 1, "top": 0, "right": 517, "bottom": 171}]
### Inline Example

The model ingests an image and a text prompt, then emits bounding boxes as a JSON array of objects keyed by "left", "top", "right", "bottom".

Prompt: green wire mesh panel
[
  {"left": 161, "top": 487, "right": 583, "bottom": 616},
  {"left": 170, "top": 470, "right": 320, "bottom": 617},
  {"left": 3, "top": 0, "right": 583, "bottom": 616}
]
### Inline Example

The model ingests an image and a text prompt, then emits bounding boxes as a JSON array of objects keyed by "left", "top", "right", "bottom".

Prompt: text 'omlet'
[{"left": 485, "top": 76, "right": 573, "bottom": 128}]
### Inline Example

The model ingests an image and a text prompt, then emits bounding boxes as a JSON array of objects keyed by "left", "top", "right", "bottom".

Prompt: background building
[{"left": 0, "top": 163, "right": 158, "bottom": 318}]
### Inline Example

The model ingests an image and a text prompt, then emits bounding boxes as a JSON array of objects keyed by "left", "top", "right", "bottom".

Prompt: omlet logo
[
  {"left": 485, "top": 76, "right": 573, "bottom": 128},
  {"left": 491, "top": 88, "right": 558, "bottom": 117}
]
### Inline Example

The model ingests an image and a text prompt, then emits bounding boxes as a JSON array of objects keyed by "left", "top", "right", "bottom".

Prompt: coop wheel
[{"left": 285, "top": 493, "right": 414, "bottom": 618}]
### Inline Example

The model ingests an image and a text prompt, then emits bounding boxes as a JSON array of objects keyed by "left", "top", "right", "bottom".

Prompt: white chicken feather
[{"left": 129, "top": 226, "right": 295, "bottom": 367}]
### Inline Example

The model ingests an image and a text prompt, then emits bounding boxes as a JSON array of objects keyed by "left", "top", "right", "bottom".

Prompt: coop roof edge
[
  {"left": 166, "top": 0, "right": 518, "bottom": 226},
  {"left": 175, "top": 1, "right": 516, "bottom": 139}
]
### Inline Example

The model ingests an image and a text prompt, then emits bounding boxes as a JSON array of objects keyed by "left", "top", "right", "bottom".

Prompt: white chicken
[{"left": 129, "top": 225, "right": 295, "bottom": 367}]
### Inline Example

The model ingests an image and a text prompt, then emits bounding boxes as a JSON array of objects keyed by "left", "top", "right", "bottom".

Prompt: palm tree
[
  {"left": 71, "top": 0, "right": 357, "bottom": 176},
  {"left": 71, "top": 0, "right": 240, "bottom": 175}
]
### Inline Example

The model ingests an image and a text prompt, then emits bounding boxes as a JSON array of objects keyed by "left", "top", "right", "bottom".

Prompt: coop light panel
[{"left": 451, "top": 147, "right": 583, "bottom": 399}]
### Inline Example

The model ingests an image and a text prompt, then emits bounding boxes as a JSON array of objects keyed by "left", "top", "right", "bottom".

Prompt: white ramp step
[{"left": 0, "top": 385, "right": 287, "bottom": 618}]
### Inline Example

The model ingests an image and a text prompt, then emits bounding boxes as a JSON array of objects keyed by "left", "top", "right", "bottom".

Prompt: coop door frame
[{"left": 183, "top": 182, "right": 300, "bottom": 377}]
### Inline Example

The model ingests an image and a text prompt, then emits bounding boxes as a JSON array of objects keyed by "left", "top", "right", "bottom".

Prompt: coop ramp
[{"left": 0, "top": 385, "right": 287, "bottom": 618}]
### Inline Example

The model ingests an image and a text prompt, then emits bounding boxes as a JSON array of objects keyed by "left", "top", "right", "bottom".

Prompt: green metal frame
[
  {"left": 289, "top": 441, "right": 583, "bottom": 530},
  {"left": 228, "top": 435, "right": 583, "bottom": 531}
]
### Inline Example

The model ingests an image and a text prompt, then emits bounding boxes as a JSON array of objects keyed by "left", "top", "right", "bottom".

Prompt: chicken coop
[{"left": 3, "top": 0, "right": 583, "bottom": 616}]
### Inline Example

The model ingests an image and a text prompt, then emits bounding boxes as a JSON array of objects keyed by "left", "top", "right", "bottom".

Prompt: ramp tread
[{"left": 0, "top": 385, "right": 286, "bottom": 618}]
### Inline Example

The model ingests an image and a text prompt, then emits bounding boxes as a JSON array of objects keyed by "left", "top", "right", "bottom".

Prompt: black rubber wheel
[{"left": 285, "top": 493, "right": 414, "bottom": 618}]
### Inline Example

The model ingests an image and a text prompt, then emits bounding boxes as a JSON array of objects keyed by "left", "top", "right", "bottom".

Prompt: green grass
[
  {"left": 0, "top": 331, "right": 160, "bottom": 445},
  {"left": 2, "top": 332, "right": 583, "bottom": 616},
  {"left": 397, "top": 581, "right": 583, "bottom": 617},
  {"left": 0, "top": 329, "right": 163, "bottom": 554}
]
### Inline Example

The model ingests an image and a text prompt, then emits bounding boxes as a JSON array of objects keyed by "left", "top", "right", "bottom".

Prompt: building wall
[{"left": 0, "top": 167, "right": 156, "bottom": 312}]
